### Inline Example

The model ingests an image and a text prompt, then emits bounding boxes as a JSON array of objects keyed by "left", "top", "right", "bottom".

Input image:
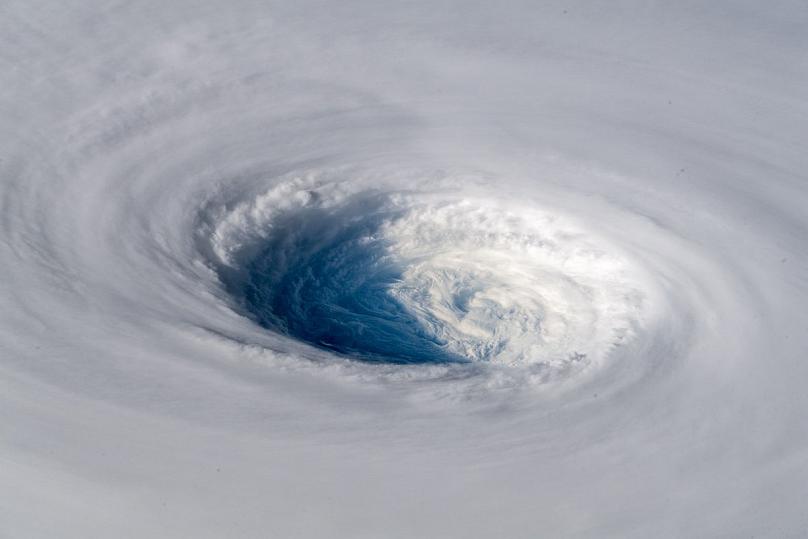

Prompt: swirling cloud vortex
[{"left": 2, "top": 1, "right": 807, "bottom": 537}]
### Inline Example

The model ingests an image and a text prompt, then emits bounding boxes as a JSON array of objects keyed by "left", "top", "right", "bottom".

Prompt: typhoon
[{"left": 1, "top": 1, "right": 807, "bottom": 537}]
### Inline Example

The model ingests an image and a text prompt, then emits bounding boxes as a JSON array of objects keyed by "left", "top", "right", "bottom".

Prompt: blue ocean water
[{"left": 225, "top": 193, "right": 462, "bottom": 364}]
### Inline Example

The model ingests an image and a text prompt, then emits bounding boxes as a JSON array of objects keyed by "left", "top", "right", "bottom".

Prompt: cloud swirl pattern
[{"left": 2, "top": 1, "right": 807, "bottom": 537}]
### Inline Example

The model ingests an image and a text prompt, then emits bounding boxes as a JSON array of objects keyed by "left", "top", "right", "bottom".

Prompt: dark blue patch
[{"left": 221, "top": 193, "right": 463, "bottom": 364}]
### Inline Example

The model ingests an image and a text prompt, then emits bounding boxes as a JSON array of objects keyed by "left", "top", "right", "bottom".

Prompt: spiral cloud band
[{"left": 2, "top": 1, "right": 807, "bottom": 537}]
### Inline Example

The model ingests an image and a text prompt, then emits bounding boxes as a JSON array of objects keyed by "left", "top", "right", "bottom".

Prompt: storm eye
[
  {"left": 231, "top": 196, "right": 461, "bottom": 364},
  {"left": 207, "top": 177, "right": 653, "bottom": 377}
]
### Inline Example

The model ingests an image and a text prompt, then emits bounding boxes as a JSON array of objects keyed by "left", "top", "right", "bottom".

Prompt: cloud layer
[{"left": 2, "top": 1, "right": 807, "bottom": 537}]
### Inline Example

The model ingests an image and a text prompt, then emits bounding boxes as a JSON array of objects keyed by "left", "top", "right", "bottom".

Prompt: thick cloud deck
[{"left": 1, "top": 1, "right": 807, "bottom": 538}]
